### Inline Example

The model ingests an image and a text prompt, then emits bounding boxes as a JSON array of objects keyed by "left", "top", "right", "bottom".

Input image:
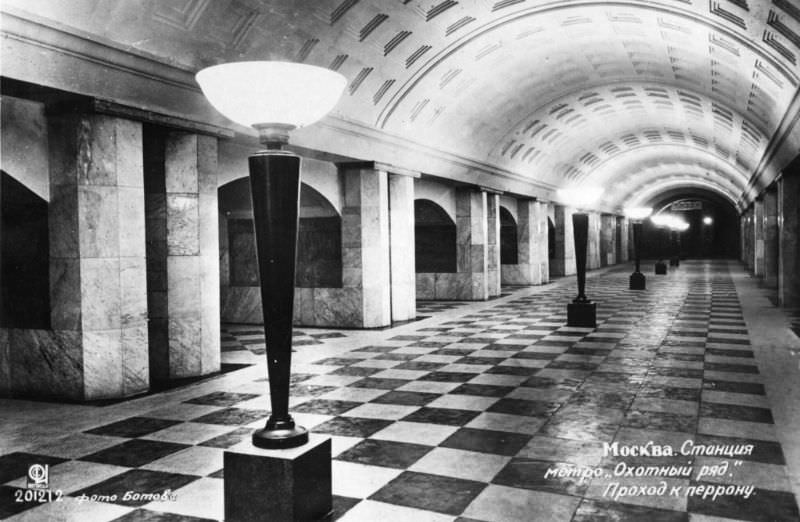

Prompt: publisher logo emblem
[{"left": 27, "top": 464, "right": 49, "bottom": 489}]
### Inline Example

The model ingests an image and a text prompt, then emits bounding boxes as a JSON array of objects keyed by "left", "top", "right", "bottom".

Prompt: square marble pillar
[
  {"left": 552, "top": 205, "right": 575, "bottom": 276},
  {"left": 388, "top": 173, "right": 416, "bottom": 322},
  {"left": 778, "top": 171, "right": 800, "bottom": 307},
  {"left": 764, "top": 187, "right": 779, "bottom": 289},
  {"left": 46, "top": 113, "right": 148, "bottom": 400},
  {"left": 600, "top": 214, "right": 616, "bottom": 267},
  {"left": 486, "top": 193, "right": 501, "bottom": 297},
  {"left": 754, "top": 198, "right": 765, "bottom": 277},
  {"left": 617, "top": 216, "right": 629, "bottom": 263},
  {"left": 158, "top": 132, "right": 220, "bottom": 379},
  {"left": 587, "top": 212, "right": 602, "bottom": 270},
  {"left": 512, "top": 199, "right": 549, "bottom": 285},
  {"left": 341, "top": 165, "right": 391, "bottom": 327},
  {"left": 456, "top": 188, "right": 489, "bottom": 300}
]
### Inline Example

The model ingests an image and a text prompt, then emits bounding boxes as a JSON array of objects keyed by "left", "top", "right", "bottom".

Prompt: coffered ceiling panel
[{"left": 4, "top": 0, "right": 799, "bottom": 208}]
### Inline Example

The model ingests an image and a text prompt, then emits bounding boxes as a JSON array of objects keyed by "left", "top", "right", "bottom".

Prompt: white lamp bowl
[
  {"left": 650, "top": 213, "right": 674, "bottom": 227},
  {"left": 196, "top": 61, "right": 347, "bottom": 129}
]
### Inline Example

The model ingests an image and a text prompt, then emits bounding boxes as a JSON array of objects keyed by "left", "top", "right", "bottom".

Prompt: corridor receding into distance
[{"left": 1, "top": 0, "right": 800, "bottom": 521}]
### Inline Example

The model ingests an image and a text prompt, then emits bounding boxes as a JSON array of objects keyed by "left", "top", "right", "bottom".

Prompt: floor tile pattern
[{"left": 2, "top": 262, "right": 798, "bottom": 521}]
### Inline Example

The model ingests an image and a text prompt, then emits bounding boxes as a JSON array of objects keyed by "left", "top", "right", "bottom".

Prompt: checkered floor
[{"left": 2, "top": 261, "right": 799, "bottom": 521}]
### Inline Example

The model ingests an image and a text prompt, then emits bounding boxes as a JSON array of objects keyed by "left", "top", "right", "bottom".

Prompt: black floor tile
[
  {"left": 80, "top": 439, "right": 189, "bottom": 467},
  {"left": 329, "top": 366, "right": 383, "bottom": 377},
  {"left": 624, "top": 410, "right": 697, "bottom": 433},
  {"left": 335, "top": 439, "right": 431, "bottom": 469},
  {"left": 568, "top": 389, "right": 636, "bottom": 409},
  {"left": 573, "top": 498, "right": 688, "bottom": 522},
  {"left": 348, "top": 378, "right": 411, "bottom": 390},
  {"left": 291, "top": 399, "right": 362, "bottom": 416},
  {"left": 371, "top": 391, "right": 440, "bottom": 406},
  {"left": 198, "top": 427, "right": 253, "bottom": 448},
  {"left": 492, "top": 458, "right": 588, "bottom": 496},
  {"left": 440, "top": 428, "right": 531, "bottom": 456},
  {"left": 421, "top": 371, "right": 479, "bottom": 382},
  {"left": 487, "top": 398, "right": 560, "bottom": 416},
  {"left": 0, "top": 486, "right": 41, "bottom": 519},
  {"left": 401, "top": 407, "right": 480, "bottom": 426},
  {"left": 111, "top": 508, "right": 216, "bottom": 521},
  {"left": 370, "top": 471, "right": 486, "bottom": 515},
  {"left": 703, "top": 380, "right": 766, "bottom": 395},
  {"left": 0, "top": 452, "right": 68, "bottom": 483},
  {"left": 700, "top": 402, "right": 774, "bottom": 423},
  {"left": 184, "top": 392, "right": 260, "bottom": 407},
  {"left": 451, "top": 383, "right": 514, "bottom": 397},
  {"left": 70, "top": 469, "right": 198, "bottom": 507},
  {"left": 639, "top": 385, "right": 701, "bottom": 402},
  {"left": 687, "top": 482, "right": 800, "bottom": 521},
  {"left": 191, "top": 407, "right": 269, "bottom": 425},
  {"left": 85, "top": 417, "right": 183, "bottom": 438},
  {"left": 312, "top": 417, "right": 393, "bottom": 438},
  {"left": 704, "top": 362, "right": 760, "bottom": 374},
  {"left": 693, "top": 434, "right": 786, "bottom": 465},
  {"left": 331, "top": 495, "right": 361, "bottom": 521}
]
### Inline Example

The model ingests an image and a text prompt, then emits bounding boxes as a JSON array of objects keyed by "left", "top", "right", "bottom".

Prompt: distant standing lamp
[
  {"left": 671, "top": 219, "right": 689, "bottom": 266},
  {"left": 557, "top": 187, "right": 603, "bottom": 328},
  {"left": 650, "top": 213, "right": 673, "bottom": 275},
  {"left": 624, "top": 207, "right": 652, "bottom": 290},
  {"left": 197, "top": 61, "right": 346, "bottom": 449}
]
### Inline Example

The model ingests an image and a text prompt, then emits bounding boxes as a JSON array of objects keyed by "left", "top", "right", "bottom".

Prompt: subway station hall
[{"left": 2, "top": 0, "right": 800, "bottom": 521}]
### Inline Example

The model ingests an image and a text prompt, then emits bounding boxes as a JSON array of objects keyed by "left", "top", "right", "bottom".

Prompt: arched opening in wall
[
  {"left": 639, "top": 190, "right": 740, "bottom": 260},
  {"left": 415, "top": 199, "right": 457, "bottom": 272},
  {"left": 547, "top": 217, "right": 556, "bottom": 277},
  {"left": 1, "top": 171, "right": 50, "bottom": 329},
  {"left": 219, "top": 178, "right": 343, "bottom": 289},
  {"left": 500, "top": 207, "right": 518, "bottom": 265}
]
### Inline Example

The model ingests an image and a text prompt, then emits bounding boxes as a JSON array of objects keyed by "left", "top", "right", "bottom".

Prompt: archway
[
  {"left": 499, "top": 206, "right": 518, "bottom": 265},
  {"left": 414, "top": 199, "right": 456, "bottom": 273}
]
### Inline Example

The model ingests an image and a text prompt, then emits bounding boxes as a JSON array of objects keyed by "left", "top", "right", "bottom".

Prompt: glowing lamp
[
  {"left": 196, "top": 61, "right": 346, "bottom": 144},
  {"left": 703, "top": 216, "right": 713, "bottom": 225},
  {"left": 624, "top": 206, "right": 653, "bottom": 221},
  {"left": 556, "top": 186, "right": 604, "bottom": 208},
  {"left": 197, "top": 62, "right": 345, "bottom": 450}
]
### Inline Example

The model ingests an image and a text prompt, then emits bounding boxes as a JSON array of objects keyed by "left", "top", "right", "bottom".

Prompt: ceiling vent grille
[
  {"left": 349, "top": 67, "right": 373, "bottom": 94},
  {"left": 331, "top": 0, "right": 360, "bottom": 25},
  {"left": 359, "top": 14, "right": 388, "bottom": 41},
  {"left": 426, "top": 1, "right": 458, "bottom": 21}
]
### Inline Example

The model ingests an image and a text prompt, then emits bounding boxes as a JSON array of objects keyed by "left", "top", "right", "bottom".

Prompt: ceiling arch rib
[{"left": 620, "top": 176, "right": 743, "bottom": 210}]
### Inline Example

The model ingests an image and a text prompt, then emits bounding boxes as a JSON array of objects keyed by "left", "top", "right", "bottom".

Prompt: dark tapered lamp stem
[
  {"left": 249, "top": 149, "right": 308, "bottom": 449},
  {"left": 633, "top": 222, "right": 642, "bottom": 273},
  {"left": 573, "top": 213, "right": 589, "bottom": 301}
]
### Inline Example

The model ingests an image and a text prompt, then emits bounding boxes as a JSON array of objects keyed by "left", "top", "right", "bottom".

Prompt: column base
[
  {"left": 669, "top": 257, "right": 680, "bottom": 267},
  {"left": 629, "top": 272, "right": 646, "bottom": 290},
  {"left": 567, "top": 301, "right": 596, "bottom": 328},
  {"left": 655, "top": 261, "right": 668, "bottom": 275},
  {"left": 252, "top": 423, "right": 308, "bottom": 449},
  {"left": 225, "top": 434, "right": 332, "bottom": 522}
]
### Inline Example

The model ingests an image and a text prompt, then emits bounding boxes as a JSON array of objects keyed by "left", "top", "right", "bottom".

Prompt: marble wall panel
[
  {"left": 342, "top": 267, "right": 363, "bottom": 288},
  {"left": 764, "top": 188, "right": 779, "bottom": 288},
  {"left": 121, "top": 323, "right": 149, "bottom": 396},
  {"left": 166, "top": 194, "right": 200, "bottom": 256},
  {"left": 48, "top": 184, "right": 79, "bottom": 258},
  {"left": 82, "top": 329, "right": 123, "bottom": 399},
  {"left": 80, "top": 116, "right": 117, "bottom": 187},
  {"left": 9, "top": 329, "right": 83, "bottom": 399},
  {"left": 197, "top": 135, "right": 218, "bottom": 194},
  {"left": 754, "top": 198, "right": 765, "bottom": 276},
  {"left": 49, "top": 257, "right": 82, "bottom": 331},
  {"left": 219, "top": 213, "right": 230, "bottom": 287},
  {"left": 221, "top": 286, "right": 263, "bottom": 324},
  {"left": 47, "top": 115, "right": 78, "bottom": 187},
  {"left": 80, "top": 257, "right": 121, "bottom": 331},
  {"left": 165, "top": 133, "right": 199, "bottom": 193},
  {"left": 0, "top": 329, "right": 9, "bottom": 395},
  {"left": 416, "top": 273, "right": 436, "bottom": 300},
  {"left": 200, "top": 253, "right": 221, "bottom": 375},
  {"left": 119, "top": 256, "right": 148, "bottom": 328},
  {"left": 115, "top": 119, "right": 143, "bottom": 188},
  {"left": 501, "top": 265, "right": 525, "bottom": 285},
  {"left": 778, "top": 173, "right": 800, "bottom": 306},
  {"left": 118, "top": 186, "right": 146, "bottom": 258},
  {"left": 168, "top": 312, "right": 203, "bottom": 378},
  {"left": 167, "top": 255, "right": 201, "bottom": 314},
  {"left": 78, "top": 185, "right": 120, "bottom": 258},
  {"left": 314, "top": 288, "right": 362, "bottom": 326}
]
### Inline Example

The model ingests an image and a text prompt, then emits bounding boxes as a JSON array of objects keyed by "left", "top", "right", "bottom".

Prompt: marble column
[
  {"left": 754, "top": 197, "right": 765, "bottom": 277},
  {"left": 486, "top": 193, "right": 501, "bottom": 297},
  {"left": 46, "top": 113, "right": 148, "bottom": 399},
  {"left": 341, "top": 164, "right": 392, "bottom": 327},
  {"left": 455, "top": 188, "right": 489, "bottom": 299},
  {"left": 764, "top": 187, "right": 779, "bottom": 289},
  {"left": 778, "top": 169, "right": 800, "bottom": 307},
  {"left": 511, "top": 199, "right": 550, "bottom": 285},
  {"left": 388, "top": 172, "right": 416, "bottom": 322},
  {"left": 149, "top": 132, "right": 220, "bottom": 380},
  {"left": 617, "top": 216, "right": 629, "bottom": 263},
  {"left": 552, "top": 205, "right": 576, "bottom": 276},
  {"left": 587, "top": 212, "right": 602, "bottom": 270},
  {"left": 600, "top": 214, "right": 616, "bottom": 267}
]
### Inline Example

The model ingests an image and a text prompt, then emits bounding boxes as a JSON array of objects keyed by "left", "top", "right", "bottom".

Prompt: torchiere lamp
[
  {"left": 624, "top": 206, "right": 652, "bottom": 290},
  {"left": 197, "top": 61, "right": 346, "bottom": 449},
  {"left": 651, "top": 213, "right": 673, "bottom": 275},
  {"left": 558, "top": 187, "right": 603, "bottom": 328},
  {"left": 671, "top": 219, "right": 689, "bottom": 266}
]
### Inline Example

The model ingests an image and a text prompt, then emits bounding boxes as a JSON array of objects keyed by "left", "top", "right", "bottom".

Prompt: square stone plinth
[
  {"left": 567, "top": 301, "right": 596, "bottom": 328},
  {"left": 224, "top": 434, "right": 332, "bottom": 522}
]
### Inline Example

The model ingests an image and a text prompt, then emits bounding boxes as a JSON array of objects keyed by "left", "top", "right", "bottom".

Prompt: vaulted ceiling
[{"left": 2, "top": 0, "right": 799, "bottom": 211}]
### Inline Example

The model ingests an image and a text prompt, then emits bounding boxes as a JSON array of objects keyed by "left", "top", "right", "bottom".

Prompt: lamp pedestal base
[
  {"left": 567, "top": 300, "right": 596, "bottom": 328},
  {"left": 225, "top": 435, "right": 332, "bottom": 522},
  {"left": 629, "top": 272, "right": 646, "bottom": 290},
  {"left": 655, "top": 261, "right": 668, "bottom": 275},
  {"left": 669, "top": 256, "right": 680, "bottom": 267},
  {"left": 252, "top": 422, "right": 308, "bottom": 449}
]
